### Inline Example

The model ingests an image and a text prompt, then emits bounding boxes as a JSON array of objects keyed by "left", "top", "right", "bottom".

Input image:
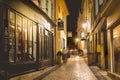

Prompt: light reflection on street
[
  {"left": 43, "top": 55, "right": 98, "bottom": 80},
  {"left": 75, "top": 56, "right": 80, "bottom": 61},
  {"left": 68, "top": 55, "right": 83, "bottom": 62}
]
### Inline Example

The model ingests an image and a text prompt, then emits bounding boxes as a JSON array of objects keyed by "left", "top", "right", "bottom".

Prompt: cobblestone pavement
[{"left": 42, "top": 55, "right": 98, "bottom": 80}]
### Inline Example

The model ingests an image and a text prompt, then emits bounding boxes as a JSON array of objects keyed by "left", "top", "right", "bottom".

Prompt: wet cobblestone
[{"left": 42, "top": 56, "right": 98, "bottom": 80}]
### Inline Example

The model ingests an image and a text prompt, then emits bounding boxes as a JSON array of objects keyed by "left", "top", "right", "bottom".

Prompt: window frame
[{"left": 8, "top": 10, "right": 38, "bottom": 63}]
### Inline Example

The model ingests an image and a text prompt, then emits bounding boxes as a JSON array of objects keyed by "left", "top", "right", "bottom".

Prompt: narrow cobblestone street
[{"left": 42, "top": 56, "right": 98, "bottom": 80}]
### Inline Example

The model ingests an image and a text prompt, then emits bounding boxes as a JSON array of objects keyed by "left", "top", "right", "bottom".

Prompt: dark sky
[{"left": 65, "top": 0, "right": 82, "bottom": 36}]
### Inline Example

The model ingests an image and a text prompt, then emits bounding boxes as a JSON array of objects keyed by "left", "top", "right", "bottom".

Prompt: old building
[
  {"left": 77, "top": 0, "right": 120, "bottom": 79},
  {"left": 0, "top": 0, "right": 56, "bottom": 78},
  {"left": 106, "top": 0, "right": 120, "bottom": 79},
  {"left": 55, "top": 0, "right": 69, "bottom": 63},
  {"left": 77, "top": 0, "right": 92, "bottom": 55}
]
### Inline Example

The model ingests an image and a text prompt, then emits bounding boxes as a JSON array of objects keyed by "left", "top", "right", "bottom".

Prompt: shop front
[
  {"left": 0, "top": 1, "right": 55, "bottom": 78},
  {"left": 113, "top": 24, "right": 120, "bottom": 74}
]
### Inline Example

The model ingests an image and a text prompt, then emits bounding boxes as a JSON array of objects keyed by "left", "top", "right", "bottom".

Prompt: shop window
[
  {"left": 113, "top": 25, "right": 120, "bottom": 74},
  {"left": 22, "top": 18, "right": 28, "bottom": 62},
  {"left": 16, "top": 14, "right": 22, "bottom": 62},
  {"left": 33, "top": 22, "right": 37, "bottom": 61},
  {"left": 9, "top": 11, "right": 37, "bottom": 63},
  {"left": 9, "top": 11, "right": 15, "bottom": 62},
  {"left": 28, "top": 21, "right": 33, "bottom": 61}
]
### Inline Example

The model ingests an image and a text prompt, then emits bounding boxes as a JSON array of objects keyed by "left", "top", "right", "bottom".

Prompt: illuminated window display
[
  {"left": 9, "top": 11, "right": 15, "bottom": 62},
  {"left": 113, "top": 25, "right": 120, "bottom": 74},
  {"left": 16, "top": 14, "right": 22, "bottom": 62},
  {"left": 9, "top": 11, "right": 53, "bottom": 63},
  {"left": 9, "top": 11, "right": 37, "bottom": 63},
  {"left": 33, "top": 22, "right": 37, "bottom": 61},
  {"left": 23, "top": 18, "right": 28, "bottom": 62}
]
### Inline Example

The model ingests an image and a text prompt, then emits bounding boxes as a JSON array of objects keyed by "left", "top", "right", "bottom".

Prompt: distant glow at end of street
[
  {"left": 75, "top": 38, "right": 79, "bottom": 43},
  {"left": 82, "top": 22, "right": 87, "bottom": 29},
  {"left": 75, "top": 56, "right": 80, "bottom": 61}
]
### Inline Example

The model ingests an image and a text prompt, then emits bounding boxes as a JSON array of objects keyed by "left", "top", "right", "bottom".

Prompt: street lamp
[
  {"left": 82, "top": 22, "right": 87, "bottom": 29},
  {"left": 75, "top": 38, "right": 79, "bottom": 43}
]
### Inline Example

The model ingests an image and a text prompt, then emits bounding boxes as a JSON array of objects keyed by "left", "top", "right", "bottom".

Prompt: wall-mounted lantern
[
  {"left": 82, "top": 22, "right": 87, "bottom": 29},
  {"left": 57, "top": 18, "right": 64, "bottom": 30},
  {"left": 80, "top": 32, "right": 86, "bottom": 40}
]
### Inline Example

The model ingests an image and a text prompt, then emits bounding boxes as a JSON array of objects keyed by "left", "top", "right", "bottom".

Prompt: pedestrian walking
[
  {"left": 57, "top": 50, "right": 63, "bottom": 64},
  {"left": 62, "top": 47, "right": 68, "bottom": 63}
]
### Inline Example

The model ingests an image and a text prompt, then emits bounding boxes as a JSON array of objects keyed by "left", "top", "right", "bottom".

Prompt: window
[
  {"left": 48, "top": 33, "right": 53, "bottom": 58},
  {"left": 33, "top": 22, "right": 37, "bottom": 61},
  {"left": 9, "top": 11, "right": 37, "bottom": 63},
  {"left": 113, "top": 25, "right": 120, "bottom": 74},
  {"left": 16, "top": 14, "right": 22, "bottom": 62},
  {"left": 9, "top": 11, "right": 15, "bottom": 62},
  {"left": 22, "top": 18, "right": 28, "bottom": 62},
  {"left": 28, "top": 21, "right": 33, "bottom": 61},
  {"left": 95, "top": 0, "right": 99, "bottom": 15}
]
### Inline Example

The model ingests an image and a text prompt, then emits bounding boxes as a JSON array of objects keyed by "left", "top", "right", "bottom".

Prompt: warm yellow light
[
  {"left": 81, "top": 32, "right": 85, "bottom": 38},
  {"left": 75, "top": 56, "right": 80, "bottom": 61},
  {"left": 75, "top": 38, "right": 79, "bottom": 42},
  {"left": 82, "top": 22, "right": 87, "bottom": 29}
]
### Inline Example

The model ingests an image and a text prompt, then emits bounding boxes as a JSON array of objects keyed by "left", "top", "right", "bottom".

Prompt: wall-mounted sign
[
  {"left": 57, "top": 18, "right": 64, "bottom": 30},
  {"left": 67, "top": 32, "right": 72, "bottom": 37}
]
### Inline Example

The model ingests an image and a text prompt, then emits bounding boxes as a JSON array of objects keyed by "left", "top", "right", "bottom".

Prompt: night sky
[{"left": 65, "top": 0, "right": 82, "bottom": 36}]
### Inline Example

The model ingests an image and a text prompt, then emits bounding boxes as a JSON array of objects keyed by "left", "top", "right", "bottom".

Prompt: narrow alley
[
  {"left": 0, "top": 0, "right": 120, "bottom": 80},
  {"left": 42, "top": 56, "right": 97, "bottom": 80}
]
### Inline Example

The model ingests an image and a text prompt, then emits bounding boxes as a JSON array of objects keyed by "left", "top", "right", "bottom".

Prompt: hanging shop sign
[{"left": 57, "top": 18, "right": 64, "bottom": 30}]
